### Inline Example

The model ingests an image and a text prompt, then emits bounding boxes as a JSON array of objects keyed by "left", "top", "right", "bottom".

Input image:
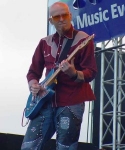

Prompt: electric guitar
[{"left": 24, "top": 34, "right": 94, "bottom": 120}]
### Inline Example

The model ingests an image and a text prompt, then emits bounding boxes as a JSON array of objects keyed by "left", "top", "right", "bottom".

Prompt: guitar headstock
[{"left": 78, "top": 34, "right": 95, "bottom": 49}]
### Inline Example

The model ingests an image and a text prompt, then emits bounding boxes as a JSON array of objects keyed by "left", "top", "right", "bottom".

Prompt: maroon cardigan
[{"left": 27, "top": 26, "right": 97, "bottom": 107}]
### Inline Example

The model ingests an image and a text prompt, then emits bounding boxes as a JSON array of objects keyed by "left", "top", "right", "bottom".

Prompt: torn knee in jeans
[{"left": 21, "top": 136, "right": 43, "bottom": 150}]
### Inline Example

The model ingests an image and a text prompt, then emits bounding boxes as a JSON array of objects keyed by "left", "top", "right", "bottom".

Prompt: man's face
[{"left": 49, "top": 5, "right": 72, "bottom": 35}]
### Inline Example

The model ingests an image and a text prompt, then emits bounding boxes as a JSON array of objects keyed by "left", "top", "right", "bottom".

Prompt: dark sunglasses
[{"left": 50, "top": 13, "right": 70, "bottom": 22}]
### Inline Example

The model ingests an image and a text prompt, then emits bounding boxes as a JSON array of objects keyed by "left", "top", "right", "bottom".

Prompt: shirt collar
[{"left": 52, "top": 25, "right": 74, "bottom": 41}]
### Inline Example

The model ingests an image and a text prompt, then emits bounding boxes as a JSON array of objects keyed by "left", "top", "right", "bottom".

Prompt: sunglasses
[{"left": 50, "top": 13, "right": 70, "bottom": 22}]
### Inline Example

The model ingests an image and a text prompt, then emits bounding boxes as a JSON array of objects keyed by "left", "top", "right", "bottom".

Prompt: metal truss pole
[
  {"left": 117, "top": 38, "right": 123, "bottom": 150},
  {"left": 112, "top": 38, "right": 118, "bottom": 150},
  {"left": 99, "top": 41, "right": 105, "bottom": 149},
  {"left": 99, "top": 36, "right": 125, "bottom": 150}
]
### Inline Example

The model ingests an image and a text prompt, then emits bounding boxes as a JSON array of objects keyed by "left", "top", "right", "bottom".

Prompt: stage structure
[
  {"left": 47, "top": 0, "right": 125, "bottom": 149},
  {"left": 95, "top": 37, "right": 125, "bottom": 150}
]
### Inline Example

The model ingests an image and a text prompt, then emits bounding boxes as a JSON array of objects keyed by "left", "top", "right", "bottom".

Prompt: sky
[
  {"left": 0, "top": 0, "right": 93, "bottom": 142},
  {"left": 0, "top": 0, "right": 47, "bottom": 134}
]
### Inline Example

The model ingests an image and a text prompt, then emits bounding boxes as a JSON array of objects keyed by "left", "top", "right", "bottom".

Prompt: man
[{"left": 21, "top": 2, "right": 97, "bottom": 150}]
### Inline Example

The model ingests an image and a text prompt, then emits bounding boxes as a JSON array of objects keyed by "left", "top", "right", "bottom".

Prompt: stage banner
[{"left": 48, "top": 0, "right": 125, "bottom": 43}]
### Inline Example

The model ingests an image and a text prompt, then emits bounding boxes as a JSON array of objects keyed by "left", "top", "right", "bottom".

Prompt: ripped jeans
[{"left": 21, "top": 102, "right": 85, "bottom": 150}]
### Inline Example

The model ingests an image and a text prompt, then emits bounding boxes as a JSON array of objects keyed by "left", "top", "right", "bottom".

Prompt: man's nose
[{"left": 59, "top": 15, "right": 64, "bottom": 21}]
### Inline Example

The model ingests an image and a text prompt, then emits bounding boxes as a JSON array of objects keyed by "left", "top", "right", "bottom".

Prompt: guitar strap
[{"left": 57, "top": 30, "right": 78, "bottom": 63}]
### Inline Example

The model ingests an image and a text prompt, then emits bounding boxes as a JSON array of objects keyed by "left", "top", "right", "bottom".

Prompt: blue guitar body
[{"left": 25, "top": 70, "right": 56, "bottom": 120}]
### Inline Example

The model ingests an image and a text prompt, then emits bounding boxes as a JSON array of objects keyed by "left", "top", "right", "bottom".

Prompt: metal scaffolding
[{"left": 98, "top": 36, "right": 125, "bottom": 150}]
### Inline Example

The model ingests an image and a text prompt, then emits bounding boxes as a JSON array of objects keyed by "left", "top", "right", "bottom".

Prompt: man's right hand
[
  {"left": 30, "top": 83, "right": 41, "bottom": 96},
  {"left": 30, "top": 83, "right": 46, "bottom": 97}
]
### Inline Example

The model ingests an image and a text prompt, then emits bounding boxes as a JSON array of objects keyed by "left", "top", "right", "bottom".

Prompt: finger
[
  {"left": 60, "top": 60, "right": 65, "bottom": 65},
  {"left": 59, "top": 63, "right": 64, "bottom": 69},
  {"left": 31, "top": 91, "right": 37, "bottom": 96},
  {"left": 31, "top": 89, "right": 39, "bottom": 95},
  {"left": 31, "top": 86, "right": 40, "bottom": 92},
  {"left": 40, "top": 86, "right": 46, "bottom": 91},
  {"left": 31, "top": 85, "right": 40, "bottom": 94}
]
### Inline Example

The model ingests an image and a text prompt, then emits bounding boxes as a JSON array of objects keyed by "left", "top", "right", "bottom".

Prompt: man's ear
[
  {"left": 49, "top": 18, "right": 53, "bottom": 25},
  {"left": 69, "top": 13, "right": 72, "bottom": 21}
]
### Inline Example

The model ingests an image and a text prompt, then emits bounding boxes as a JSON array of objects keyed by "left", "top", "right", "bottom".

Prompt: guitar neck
[
  {"left": 44, "top": 68, "right": 60, "bottom": 87},
  {"left": 44, "top": 35, "right": 94, "bottom": 87},
  {"left": 44, "top": 46, "right": 81, "bottom": 87}
]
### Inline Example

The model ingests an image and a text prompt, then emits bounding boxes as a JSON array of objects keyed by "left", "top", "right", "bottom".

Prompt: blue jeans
[{"left": 21, "top": 102, "right": 85, "bottom": 150}]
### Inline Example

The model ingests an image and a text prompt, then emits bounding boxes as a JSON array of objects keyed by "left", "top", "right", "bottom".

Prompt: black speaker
[
  {"left": 0, "top": 133, "right": 98, "bottom": 150},
  {"left": 0, "top": 133, "right": 23, "bottom": 150},
  {"left": 43, "top": 139, "right": 98, "bottom": 150}
]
